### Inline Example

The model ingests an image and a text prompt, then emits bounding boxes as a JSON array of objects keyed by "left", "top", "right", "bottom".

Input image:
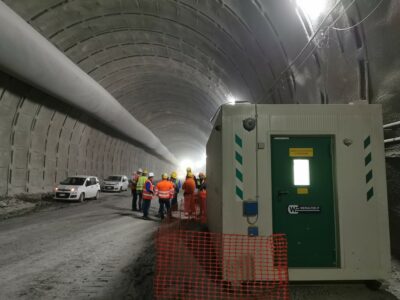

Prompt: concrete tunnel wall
[
  {"left": 0, "top": 0, "right": 400, "bottom": 255},
  {"left": 0, "top": 71, "right": 173, "bottom": 195}
]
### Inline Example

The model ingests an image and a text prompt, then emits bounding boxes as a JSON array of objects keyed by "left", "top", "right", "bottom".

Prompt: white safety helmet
[
  {"left": 138, "top": 168, "right": 143, "bottom": 173},
  {"left": 148, "top": 172, "right": 154, "bottom": 178}
]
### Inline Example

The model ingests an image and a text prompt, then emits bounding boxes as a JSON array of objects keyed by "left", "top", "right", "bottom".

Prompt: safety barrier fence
[{"left": 154, "top": 220, "right": 289, "bottom": 299}]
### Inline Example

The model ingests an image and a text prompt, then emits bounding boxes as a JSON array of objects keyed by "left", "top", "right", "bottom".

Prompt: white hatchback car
[
  {"left": 101, "top": 175, "right": 129, "bottom": 192},
  {"left": 54, "top": 176, "right": 100, "bottom": 201}
]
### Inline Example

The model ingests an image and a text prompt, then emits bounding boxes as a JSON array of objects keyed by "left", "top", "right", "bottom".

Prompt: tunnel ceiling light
[
  {"left": 227, "top": 95, "right": 237, "bottom": 105},
  {"left": 296, "top": 0, "right": 328, "bottom": 20}
]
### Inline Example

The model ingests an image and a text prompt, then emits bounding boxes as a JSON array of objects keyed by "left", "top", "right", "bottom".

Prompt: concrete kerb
[{"left": 0, "top": 192, "right": 56, "bottom": 220}]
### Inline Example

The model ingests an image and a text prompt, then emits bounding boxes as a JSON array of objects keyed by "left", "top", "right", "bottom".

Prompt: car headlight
[{"left": 71, "top": 188, "right": 75, "bottom": 192}]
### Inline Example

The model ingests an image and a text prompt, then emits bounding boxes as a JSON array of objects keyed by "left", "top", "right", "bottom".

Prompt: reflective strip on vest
[
  {"left": 158, "top": 190, "right": 171, "bottom": 199},
  {"left": 143, "top": 191, "right": 153, "bottom": 200},
  {"left": 142, "top": 180, "right": 153, "bottom": 200}
]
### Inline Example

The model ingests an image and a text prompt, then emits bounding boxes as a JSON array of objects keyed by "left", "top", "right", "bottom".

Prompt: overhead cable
[
  {"left": 331, "top": 0, "right": 384, "bottom": 31},
  {"left": 263, "top": 0, "right": 354, "bottom": 102}
]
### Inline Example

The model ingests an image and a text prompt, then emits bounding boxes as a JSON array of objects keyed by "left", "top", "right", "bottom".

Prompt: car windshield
[
  {"left": 106, "top": 176, "right": 121, "bottom": 181},
  {"left": 60, "top": 177, "right": 86, "bottom": 185}
]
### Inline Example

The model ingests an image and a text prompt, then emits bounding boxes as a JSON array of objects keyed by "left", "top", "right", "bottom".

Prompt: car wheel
[
  {"left": 95, "top": 191, "right": 100, "bottom": 200},
  {"left": 79, "top": 193, "right": 85, "bottom": 202}
]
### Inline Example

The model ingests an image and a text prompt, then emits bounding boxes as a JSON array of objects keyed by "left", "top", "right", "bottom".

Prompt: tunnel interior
[{"left": 0, "top": 0, "right": 400, "bottom": 254}]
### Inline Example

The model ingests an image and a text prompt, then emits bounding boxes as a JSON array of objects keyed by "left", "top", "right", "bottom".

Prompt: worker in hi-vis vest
[
  {"left": 169, "top": 171, "right": 181, "bottom": 211},
  {"left": 142, "top": 173, "right": 154, "bottom": 219},
  {"left": 182, "top": 172, "right": 196, "bottom": 217},
  {"left": 130, "top": 168, "right": 142, "bottom": 211},
  {"left": 136, "top": 169, "right": 148, "bottom": 211},
  {"left": 155, "top": 173, "right": 175, "bottom": 219}
]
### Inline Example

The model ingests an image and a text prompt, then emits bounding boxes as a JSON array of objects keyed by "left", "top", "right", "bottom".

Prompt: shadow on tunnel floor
[{"left": 98, "top": 237, "right": 155, "bottom": 300}]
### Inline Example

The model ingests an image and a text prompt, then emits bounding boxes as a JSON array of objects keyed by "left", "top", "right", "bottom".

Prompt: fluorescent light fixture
[{"left": 296, "top": 0, "right": 328, "bottom": 20}]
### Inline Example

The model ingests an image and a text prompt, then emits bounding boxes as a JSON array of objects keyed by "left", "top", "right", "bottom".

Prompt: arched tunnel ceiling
[{"left": 2, "top": 0, "right": 399, "bottom": 165}]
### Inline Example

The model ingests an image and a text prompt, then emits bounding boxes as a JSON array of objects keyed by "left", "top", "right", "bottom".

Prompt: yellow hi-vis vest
[{"left": 136, "top": 176, "right": 147, "bottom": 191}]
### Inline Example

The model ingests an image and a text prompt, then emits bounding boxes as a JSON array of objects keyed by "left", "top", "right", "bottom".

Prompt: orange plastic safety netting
[{"left": 154, "top": 220, "right": 289, "bottom": 299}]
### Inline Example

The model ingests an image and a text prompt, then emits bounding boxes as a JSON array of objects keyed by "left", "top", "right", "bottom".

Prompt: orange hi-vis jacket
[
  {"left": 142, "top": 179, "right": 154, "bottom": 200},
  {"left": 155, "top": 180, "right": 174, "bottom": 200},
  {"left": 182, "top": 178, "right": 196, "bottom": 194}
]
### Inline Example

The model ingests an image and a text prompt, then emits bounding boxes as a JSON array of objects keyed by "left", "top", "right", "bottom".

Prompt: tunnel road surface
[
  {"left": 0, "top": 192, "right": 400, "bottom": 300},
  {"left": 0, "top": 191, "right": 157, "bottom": 300}
]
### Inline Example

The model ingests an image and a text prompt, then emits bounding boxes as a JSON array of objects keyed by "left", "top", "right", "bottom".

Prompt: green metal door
[{"left": 271, "top": 136, "right": 338, "bottom": 268}]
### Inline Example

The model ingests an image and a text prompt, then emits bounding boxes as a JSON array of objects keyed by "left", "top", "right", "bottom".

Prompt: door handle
[{"left": 277, "top": 190, "right": 289, "bottom": 201}]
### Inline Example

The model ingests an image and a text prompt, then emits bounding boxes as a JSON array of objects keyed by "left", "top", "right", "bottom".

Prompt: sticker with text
[{"left": 288, "top": 205, "right": 321, "bottom": 214}]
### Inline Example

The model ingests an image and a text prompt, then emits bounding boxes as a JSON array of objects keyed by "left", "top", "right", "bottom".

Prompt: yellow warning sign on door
[
  {"left": 289, "top": 148, "right": 314, "bottom": 157},
  {"left": 297, "top": 187, "right": 309, "bottom": 195}
]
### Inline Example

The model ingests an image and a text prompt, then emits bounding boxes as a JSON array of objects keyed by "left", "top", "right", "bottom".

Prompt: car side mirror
[{"left": 85, "top": 181, "right": 90, "bottom": 186}]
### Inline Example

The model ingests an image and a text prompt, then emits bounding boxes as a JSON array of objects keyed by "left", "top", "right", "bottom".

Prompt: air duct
[{"left": 0, "top": 1, "right": 177, "bottom": 165}]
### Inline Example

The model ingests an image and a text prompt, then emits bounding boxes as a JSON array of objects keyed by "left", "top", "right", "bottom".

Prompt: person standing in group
[
  {"left": 195, "top": 172, "right": 206, "bottom": 209},
  {"left": 186, "top": 167, "right": 198, "bottom": 189},
  {"left": 130, "top": 168, "right": 142, "bottom": 211},
  {"left": 169, "top": 171, "right": 181, "bottom": 212},
  {"left": 142, "top": 172, "right": 155, "bottom": 220},
  {"left": 182, "top": 172, "right": 196, "bottom": 217},
  {"left": 155, "top": 173, "right": 174, "bottom": 219},
  {"left": 136, "top": 169, "right": 148, "bottom": 211},
  {"left": 198, "top": 174, "right": 207, "bottom": 223},
  {"left": 197, "top": 172, "right": 206, "bottom": 189}
]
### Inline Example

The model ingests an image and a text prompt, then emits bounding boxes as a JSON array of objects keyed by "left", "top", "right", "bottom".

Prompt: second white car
[{"left": 101, "top": 175, "right": 129, "bottom": 192}]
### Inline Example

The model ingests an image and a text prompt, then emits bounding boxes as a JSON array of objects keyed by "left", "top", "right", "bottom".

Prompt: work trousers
[
  {"left": 131, "top": 189, "right": 137, "bottom": 211},
  {"left": 135, "top": 190, "right": 143, "bottom": 211},
  {"left": 171, "top": 196, "right": 178, "bottom": 211},
  {"left": 184, "top": 193, "right": 195, "bottom": 216},
  {"left": 158, "top": 198, "right": 171, "bottom": 219},
  {"left": 142, "top": 200, "right": 151, "bottom": 217},
  {"left": 199, "top": 190, "right": 207, "bottom": 223}
]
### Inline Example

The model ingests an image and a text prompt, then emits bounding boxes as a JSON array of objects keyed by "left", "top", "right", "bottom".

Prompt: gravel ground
[
  {"left": 0, "top": 191, "right": 160, "bottom": 300},
  {"left": 0, "top": 192, "right": 399, "bottom": 300},
  {"left": 0, "top": 193, "right": 56, "bottom": 220}
]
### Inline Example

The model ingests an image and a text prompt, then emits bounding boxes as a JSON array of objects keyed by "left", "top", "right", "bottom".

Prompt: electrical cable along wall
[{"left": 0, "top": 72, "right": 172, "bottom": 196}]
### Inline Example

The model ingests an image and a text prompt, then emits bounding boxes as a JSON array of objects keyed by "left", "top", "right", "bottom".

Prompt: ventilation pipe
[{"left": 0, "top": 1, "right": 177, "bottom": 165}]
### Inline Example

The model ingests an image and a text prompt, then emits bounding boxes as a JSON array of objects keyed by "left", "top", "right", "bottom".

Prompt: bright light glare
[
  {"left": 227, "top": 95, "right": 236, "bottom": 105},
  {"left": 178, "top": 155, "right": 206, "bottom": 178},
  {"left": 296, "top": 0, "right": 327, "bottom": 20},
  {"left": 293, "top": 159, "right": 310, "bottom": 186}
]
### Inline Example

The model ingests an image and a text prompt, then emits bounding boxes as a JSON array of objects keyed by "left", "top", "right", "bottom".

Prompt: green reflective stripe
[
  {"left": 235, "top": 151, "right": 243, "bottom": 165},
  {"left": 364, "top": 136, "right": 371, "bottom": 149},
  {"left": 365, "top": 153, "right": 372, "bottom": 166},
  {"left": 364, "top": 136, "right": 373, "bottom": 201},
  {"left": 235, "top": 134, "right": 243, "bottom": 148},
  {"left": 367, "top": 187, "right": 374, "bottom": 201},
  {"left": 235, "top": 133, "right": 243, "bottom": 201},
  {"left": 366, "top": 170, "right": 373, "bottom": 183},
  {"left": 236, "top": 169, "right": 243, "bottom": 182},
  {"left": 236, "top": 186, "right": 243, "bottom": 200}
]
